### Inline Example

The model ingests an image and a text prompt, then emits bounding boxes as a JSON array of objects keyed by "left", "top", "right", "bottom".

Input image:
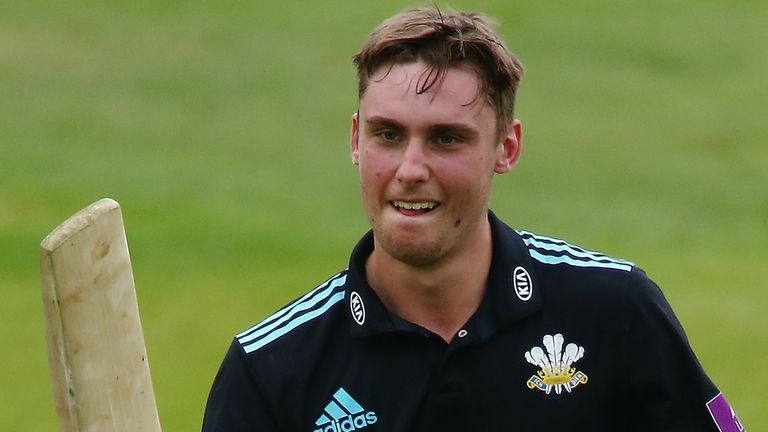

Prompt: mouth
[{"left": 391, "top": 200, "right": 440, "bottom": 216}]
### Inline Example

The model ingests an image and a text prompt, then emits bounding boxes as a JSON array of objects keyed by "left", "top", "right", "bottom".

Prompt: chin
[{"left": 377, "top": 232, "right": 447, "bottom": 267}]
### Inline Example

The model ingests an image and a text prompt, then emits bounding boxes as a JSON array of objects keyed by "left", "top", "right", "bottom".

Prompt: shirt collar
[{"left": 344, "top": 211, "right": 541, "bottom": 340}]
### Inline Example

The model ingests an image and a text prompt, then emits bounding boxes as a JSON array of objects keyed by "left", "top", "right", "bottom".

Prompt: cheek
[
  {"left": 440, "top": 157, "right": 490, "bottom": 188},
  {"left": 358, "top": 160, "right": 390, "bottom": 201},
  {"left": 360, "top": 150, "right": 396, "bottom": 182},
  {"left": 361, "top": 168, "right": 387, "bottom": 187},
  {"left": 441, "top": 164, "right": 494, "bottom": 208}
]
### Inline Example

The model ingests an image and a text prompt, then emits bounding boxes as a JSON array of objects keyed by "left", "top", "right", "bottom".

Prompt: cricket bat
[{"left": 40, "top": 198, "right": 161, "bottom": 432}]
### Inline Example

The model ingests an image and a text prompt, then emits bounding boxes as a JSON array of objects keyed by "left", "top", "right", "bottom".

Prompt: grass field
[{"left": 2, "top": 0, "right": 766, "bottom": 430}]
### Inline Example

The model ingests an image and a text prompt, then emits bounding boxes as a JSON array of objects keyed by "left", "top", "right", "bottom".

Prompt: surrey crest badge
[{"left": 525, "top": 333, "right": 588, "bottom": 395}]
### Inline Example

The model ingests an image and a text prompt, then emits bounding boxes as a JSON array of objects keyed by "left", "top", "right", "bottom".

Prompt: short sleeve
[
  {"left": 202, "top": 339, "right": 282, "bottom": 431},
  {"left": 621, "top": 269, "right": 741, "bottom": 431}
]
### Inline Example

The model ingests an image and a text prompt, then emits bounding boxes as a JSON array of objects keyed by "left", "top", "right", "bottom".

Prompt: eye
[
  {"left": 377, "top": 130, "right": 400, "bottom": 142},
  {"left": 435, "top": 134, "right": 459, "bottom": 146}
]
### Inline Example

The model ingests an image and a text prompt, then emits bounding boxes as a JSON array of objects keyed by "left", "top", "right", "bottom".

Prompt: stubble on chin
[{"left": 373, "top": 228, "right": 447, "bottom": 268}]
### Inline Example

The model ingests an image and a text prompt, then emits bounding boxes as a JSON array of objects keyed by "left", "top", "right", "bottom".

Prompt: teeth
[{"left": 393, "top": 201, "right": 437, "bottom": 210}]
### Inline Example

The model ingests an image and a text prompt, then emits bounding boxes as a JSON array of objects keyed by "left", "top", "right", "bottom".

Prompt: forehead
[{"left": 359, "top": 61, "right": 495, "bottom": 126}]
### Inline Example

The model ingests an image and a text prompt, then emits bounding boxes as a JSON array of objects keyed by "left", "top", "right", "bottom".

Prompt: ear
[
  {"left": 350, "top": 111, "right": 360, "bottom": 166},
  {"left": 494, "top": 119, "right": 522, "bottom": 174}
]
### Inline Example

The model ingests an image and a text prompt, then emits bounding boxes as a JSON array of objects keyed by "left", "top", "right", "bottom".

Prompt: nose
[{"left": 395, "top": 140, "right": 430, "bottom": 186}]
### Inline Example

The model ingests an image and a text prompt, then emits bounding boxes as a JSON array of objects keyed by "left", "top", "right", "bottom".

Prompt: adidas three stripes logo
[{"left": 314, "top": 388, "right": 378, "bottom": 432}]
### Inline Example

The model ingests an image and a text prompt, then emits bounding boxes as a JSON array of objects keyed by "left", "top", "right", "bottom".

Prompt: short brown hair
[{"left": 353, "top": 7, "right": 524, "bottom": 137}]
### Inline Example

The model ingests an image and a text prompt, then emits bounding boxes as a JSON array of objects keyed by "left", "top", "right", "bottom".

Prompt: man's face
[{"left": 351, "top": 60, "right": 521, "bottom": 267}]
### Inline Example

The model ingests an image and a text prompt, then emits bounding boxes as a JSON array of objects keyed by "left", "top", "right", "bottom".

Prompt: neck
[{"left": 365, "top": 218, "right": 493, "bottom": 343}]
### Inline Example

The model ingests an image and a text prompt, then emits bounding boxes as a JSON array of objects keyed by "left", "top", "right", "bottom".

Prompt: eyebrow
[
  {"left": 365, "top": 116, "right": 479, "bottom": 138},
  {"left": 365, "top": 116, "right": 402, "bottom": 129}
]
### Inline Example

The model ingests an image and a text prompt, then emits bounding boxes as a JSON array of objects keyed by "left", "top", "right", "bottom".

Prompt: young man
[{"left": 203, "top": 7, "right": 744, "bottom": 431}]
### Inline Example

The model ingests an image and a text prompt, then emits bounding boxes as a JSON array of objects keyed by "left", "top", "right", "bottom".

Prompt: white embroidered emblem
[{"left": 524, "top": 333, "right": 588, "bottom": 394}]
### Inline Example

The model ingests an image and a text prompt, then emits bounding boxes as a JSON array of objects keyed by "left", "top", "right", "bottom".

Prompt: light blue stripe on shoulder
[
  {"left": 520, "top": 236, "right": 632, "bottom": 267},
  {"left": 528, "top": 249, "right": 633, "bottom": 272},
  {"left": 242, "top": 290, "right": 345, "bottom": 354},
  {"left": 518, "top": 230, "right": 633, "bottom": 271},
  {"left": 518, "top": 230, "right": 632, "bottom": 264},
  {"left": 237, "top": 272, "right": 346, "bottom": 342}
]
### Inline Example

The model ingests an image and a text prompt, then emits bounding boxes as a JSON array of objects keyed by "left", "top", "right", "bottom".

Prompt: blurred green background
[{"left": 2, "top": 0, "right": 765, "bottom": 429}]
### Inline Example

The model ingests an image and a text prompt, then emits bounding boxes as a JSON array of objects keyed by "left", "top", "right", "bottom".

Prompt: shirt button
[{"left": 457, "top": 329, "right": 468, "bottom": 338}]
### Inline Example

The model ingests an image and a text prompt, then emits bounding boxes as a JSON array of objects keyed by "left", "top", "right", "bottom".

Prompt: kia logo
[
  {"left": 350, "top": 291, "right": 366, "bottom": 325},
  {"left": 514, "top": 267, "right": 533, "bottom": 301}
]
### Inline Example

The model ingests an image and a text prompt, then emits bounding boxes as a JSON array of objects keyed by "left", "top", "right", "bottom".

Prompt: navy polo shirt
[{"left": 203, "top": 212, "right": 744, "bottom": 432}]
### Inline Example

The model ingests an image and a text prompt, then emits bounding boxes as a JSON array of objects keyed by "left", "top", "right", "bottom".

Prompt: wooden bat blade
[{"left": 40, "top": 198, "right": 161, "bottom": 432}]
